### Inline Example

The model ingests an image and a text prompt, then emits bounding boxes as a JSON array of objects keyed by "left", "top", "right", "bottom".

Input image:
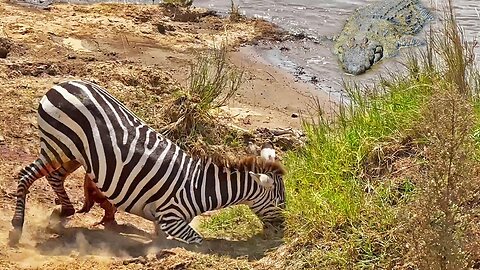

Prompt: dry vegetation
[
  {"left": 160, "top": 45, "right": 245, "bottom": 154},
  {"left": 1, "top": 0, "right": 480, "bottom": 269}
]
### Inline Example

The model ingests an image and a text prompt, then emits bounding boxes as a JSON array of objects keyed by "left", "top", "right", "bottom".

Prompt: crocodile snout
[{"left": 340, "top": 44, "right": 383, "bottom": 75}]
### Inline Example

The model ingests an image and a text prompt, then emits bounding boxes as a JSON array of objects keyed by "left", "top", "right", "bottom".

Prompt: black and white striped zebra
[{"left": 9, "top": 80, "right": 286, "bottom": 245}]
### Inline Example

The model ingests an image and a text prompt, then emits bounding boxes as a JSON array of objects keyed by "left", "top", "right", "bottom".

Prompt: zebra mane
[{"left": 204, "top": 154, "right": 286, "bottom": 175}]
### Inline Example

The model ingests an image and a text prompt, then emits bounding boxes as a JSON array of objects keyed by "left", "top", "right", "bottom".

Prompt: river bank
[{"left": 0, "top": 1, "right": 330, "bottom": 269}]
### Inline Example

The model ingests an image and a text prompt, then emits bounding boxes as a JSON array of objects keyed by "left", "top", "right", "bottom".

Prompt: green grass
[
  {"left": 280, "top": 3, "right": 480, "bottom": 268},
  {"left": 199, "top": 205, "right": 262, "bottom": 240},
  {"left": 197, "top": 30, "right": 435, "bottom": 270},
  {"left": 282, "top": 72, "right": 432, "bottom": 268},
  {"left": 198, "top": 69, "right": 433, "bottom": 267}
]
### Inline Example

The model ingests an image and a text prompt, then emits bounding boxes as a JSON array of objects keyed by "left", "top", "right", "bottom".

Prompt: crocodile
[{"left": 334, "top": 0, "right": 432, "bottom": 75}]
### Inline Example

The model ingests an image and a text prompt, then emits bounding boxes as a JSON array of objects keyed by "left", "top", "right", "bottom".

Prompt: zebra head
[{"left": 248, "top": 163, "right": 286, "bottom": 232}]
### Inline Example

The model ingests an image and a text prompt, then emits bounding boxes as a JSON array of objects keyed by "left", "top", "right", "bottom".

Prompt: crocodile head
[{"left": 338, "top": 38, "right": 383, "bottom": 75}]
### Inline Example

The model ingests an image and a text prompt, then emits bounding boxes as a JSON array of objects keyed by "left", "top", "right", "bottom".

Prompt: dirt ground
[{"left": 0, "top": 1, "right": 330, "bottom": 269}]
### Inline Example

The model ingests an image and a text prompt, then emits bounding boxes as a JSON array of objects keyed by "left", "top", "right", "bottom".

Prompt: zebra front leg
[
  {"left": 77, "top": 175, "right": 97, "bottom": 214},
  {"left": 9, "top": 191, "right": 27, "bottom": 245},
  {"left": 78, "top": 175, "right": 118, "bottom": 226},
  {"left": 47, "top": 172, "right": 75, "bottom": 217},
  {"left": 157, "top": 215, "right": 203, "bottom": 244},
  {"left": 46, "top": 160, "right": 81, "bottom": 218}
]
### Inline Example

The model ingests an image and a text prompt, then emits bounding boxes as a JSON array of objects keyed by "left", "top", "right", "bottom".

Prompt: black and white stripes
[{"left": 9, "top": 80, "right": 286, "bottom": 245}]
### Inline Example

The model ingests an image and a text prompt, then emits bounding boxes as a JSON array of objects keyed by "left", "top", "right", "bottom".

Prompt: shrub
[{"left": 160, "top": 45, "right": 244, "bottom": 152}]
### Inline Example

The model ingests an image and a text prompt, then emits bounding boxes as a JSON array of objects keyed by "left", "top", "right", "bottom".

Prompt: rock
[
  {"left": 0, "top": 48, "right": 8, "bottom": 58},
  {"left": 82, "top": 56, "right": 96, "bottom": 62},
  {"left": 0, "top": 37, "right": 12, "bottom": 58},
  {"left": 0, "top": 134, "right": 4, "bottom": 144},
  {"left": 274, "top": 135, "right": 304, "bottom": 151},
  {"left": 260, "top": 140, "right": 276, "bottom": 161},
  {"left": 157, "top": 23, "right": 169, "bottom": 34},
  {"left": 245, "top": 141, "right": 260, "bottom": 155},
  {"left": 252, "top": 127, "right": 305, "bottom": 152},
  {"left": 292, "top": 32, "right": 307, "bottom": 40}
]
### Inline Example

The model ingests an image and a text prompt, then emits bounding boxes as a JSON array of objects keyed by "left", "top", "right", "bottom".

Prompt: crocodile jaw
[{"left": 340, "top": 43, "right": 383, "bottom": 75}]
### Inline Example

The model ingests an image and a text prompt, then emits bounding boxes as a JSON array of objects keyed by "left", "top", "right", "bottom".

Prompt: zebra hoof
[
  {"left": 60, "top": 207, "right": 75, "bottom": 217},
  {"left": 8, "top": 228, "right": 22, "bottom": 246},
  {"left": 48, "top": 206, "right": 69, "bottom": 228},
  {"left": 189, "top": 237, "right": 203, "bottom": 245},
  {"left": 50, "top": 206, "right": 62, "bottom": 220}
]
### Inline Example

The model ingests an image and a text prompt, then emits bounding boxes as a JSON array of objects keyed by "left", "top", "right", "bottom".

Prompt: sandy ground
[{"left": 0, "top": 1, "right": 330, "bottom": 269}]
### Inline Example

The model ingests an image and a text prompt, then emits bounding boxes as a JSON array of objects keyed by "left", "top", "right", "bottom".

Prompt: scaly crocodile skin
[{"left": 334, "top": 0, "right": 432, "bottom": 75}]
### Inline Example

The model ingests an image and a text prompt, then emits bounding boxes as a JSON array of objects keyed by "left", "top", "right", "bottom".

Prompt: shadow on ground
[{"left": 34, "top": 222, "right": 284, "bottom": 260}]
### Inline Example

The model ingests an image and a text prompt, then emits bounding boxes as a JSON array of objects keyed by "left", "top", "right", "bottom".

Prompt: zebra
[{"left": 9, "top": 80, "right": 286, "bottom": 245}]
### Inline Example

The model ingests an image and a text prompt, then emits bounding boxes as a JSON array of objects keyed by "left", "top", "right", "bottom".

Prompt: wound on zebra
[{"left": 9, "top": 80, "right": 286, "bottom": 245}]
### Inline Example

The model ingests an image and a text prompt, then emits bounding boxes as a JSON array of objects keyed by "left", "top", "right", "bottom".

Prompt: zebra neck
[{"left": 195, "top": 160, "right": 257, "bottom": 213}]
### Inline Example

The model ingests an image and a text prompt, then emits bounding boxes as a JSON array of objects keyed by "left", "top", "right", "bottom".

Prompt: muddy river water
[
  {"left": 195, "top": 0, "right": 480, "bottom": 98},
  {"left": 60, "top": 0, "right": 480, "bottom": 98}
]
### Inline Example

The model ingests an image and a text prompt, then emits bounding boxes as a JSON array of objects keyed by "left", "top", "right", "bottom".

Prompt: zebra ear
[{"left": 249, "top": 172, "right": 274, "bottom": 188}]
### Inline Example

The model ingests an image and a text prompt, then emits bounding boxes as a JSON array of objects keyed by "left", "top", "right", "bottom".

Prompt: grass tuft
[
  {"left": 229, "top": 0, "right": 243, "bottom": 22},
  {"left": 160, "top": 45, "right": 244, "bottom": 152},
  {"left": 162, "top": 0, "right": 193, "bottom": 7},
  {"left": 199, "top": 205, "right": 262, "bottom": 240}
]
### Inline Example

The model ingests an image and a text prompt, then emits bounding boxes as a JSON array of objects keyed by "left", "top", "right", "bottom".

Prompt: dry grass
[
  {"left": 401, "top": 86, "right": 478, "bottom": 270},
  {"left": 160, "top": 45, "right": 245, "bottom": 153},
  {"left": 397, "top": 2, "right": 480, "bottom": 268},
  {"left": 229, "top": 0, "right": 243, "bottom": 22}
]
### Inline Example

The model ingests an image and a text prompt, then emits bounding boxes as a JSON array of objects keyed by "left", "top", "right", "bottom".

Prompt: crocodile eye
[{"left": 349, "top": 37, "right": 355, "bottom": 46}]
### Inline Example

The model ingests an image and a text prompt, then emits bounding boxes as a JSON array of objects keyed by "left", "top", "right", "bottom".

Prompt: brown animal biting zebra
[{"left": 78, "top": 175, "right": 117, "bottom": 226}]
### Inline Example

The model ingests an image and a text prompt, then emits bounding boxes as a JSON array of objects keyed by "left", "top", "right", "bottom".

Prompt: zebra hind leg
[
  {"left": 158, "top": 214, "right": 203, "bottom": 244},
  {"left": 9, "top": 158, "right": 58, "bottom": 245},
  {"left": 46, "top": 160, "right": 81, "bottom": 218}
]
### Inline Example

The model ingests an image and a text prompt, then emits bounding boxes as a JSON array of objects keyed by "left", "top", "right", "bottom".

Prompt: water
[{"left": 195, "top": 0, "right": 480, "bottom": 97}]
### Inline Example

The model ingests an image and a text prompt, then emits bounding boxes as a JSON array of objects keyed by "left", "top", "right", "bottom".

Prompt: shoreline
[
  {"left": 226, "top": 45, "right": 336, "bottom": 130},
  {"left": 0, "top": 2, "right": 330, "bottom": 269}
]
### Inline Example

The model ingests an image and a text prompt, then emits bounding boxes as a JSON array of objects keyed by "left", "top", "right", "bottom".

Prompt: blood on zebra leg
[{"left": 77, "top": 175, "right": 118, "bottom": 226}]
